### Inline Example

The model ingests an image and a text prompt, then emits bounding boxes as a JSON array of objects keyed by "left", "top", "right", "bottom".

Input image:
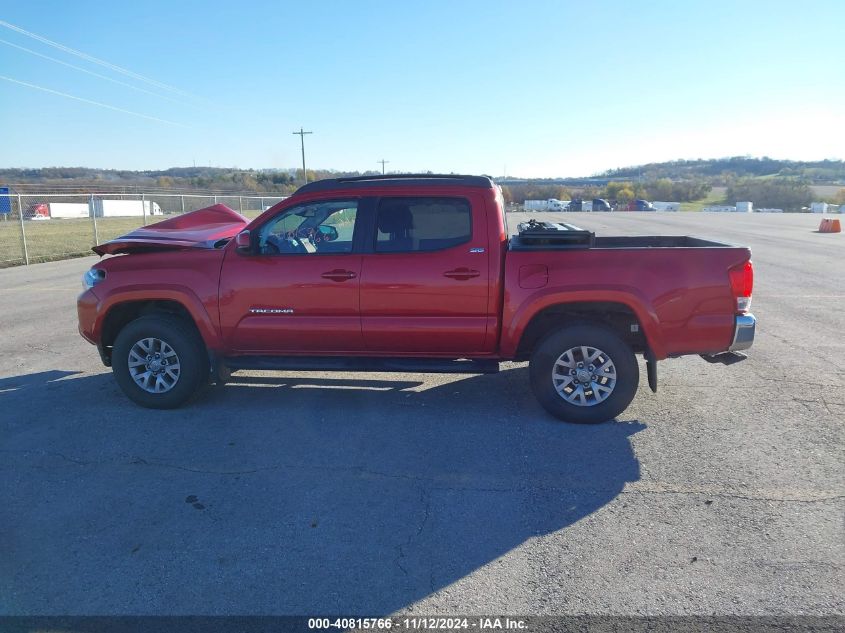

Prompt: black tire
[
  {"left": 529, "top": 324, "right": 639, "bottom": 424},
  {"left": 112, "top": 314, "right": 209, "bottom": 409}
]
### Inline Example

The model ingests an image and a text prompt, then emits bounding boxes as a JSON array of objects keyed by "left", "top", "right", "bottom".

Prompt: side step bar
[{"left": 224, "top": 356, "right": 501, "bottom": 374}]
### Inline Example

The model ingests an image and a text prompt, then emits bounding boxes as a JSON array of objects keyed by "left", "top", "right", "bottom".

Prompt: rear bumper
[{"left": 729, "top": 314, "right": 756, "bottom": 351}]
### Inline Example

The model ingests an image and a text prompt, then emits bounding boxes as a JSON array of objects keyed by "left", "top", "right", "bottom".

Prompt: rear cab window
[{"left": 375, "top": 197, "right": 471, "bottom": 253}]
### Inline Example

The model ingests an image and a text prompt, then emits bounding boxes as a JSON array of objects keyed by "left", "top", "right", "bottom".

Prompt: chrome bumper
[{"left": 729, "top": 314, "right": 756, "bottom": 351}]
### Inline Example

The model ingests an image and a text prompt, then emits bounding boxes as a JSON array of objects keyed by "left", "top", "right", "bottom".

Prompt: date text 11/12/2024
[{"left": 307, "top": 617, "right": 527, "bottom": 630}]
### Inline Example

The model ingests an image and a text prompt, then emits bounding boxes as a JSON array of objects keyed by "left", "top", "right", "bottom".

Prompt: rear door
[
  {"left": 219, "top": 198, "right": 366, "bottom": 353},
  {"left": 358, "top": 194, "right": 491, "bottom": 354}
]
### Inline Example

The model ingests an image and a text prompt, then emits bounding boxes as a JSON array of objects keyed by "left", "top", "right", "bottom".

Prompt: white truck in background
[
  {"left": 48, "top": 202, "right": 90, "bottom": 218},
  {"left": 524, "top": 198, "right": 570, "bottom": 212},
  {"left": 810, "top": 202, "right": 834, "bottom": 214},
  {"left": 27, "top": 202, "right": 90, "bottom": 219},
  {"left": 27, "top": 199, "right": 165, "bottom": 219},
  {"left": 92, "top": 199, "right": 163, "bottom": 217}
]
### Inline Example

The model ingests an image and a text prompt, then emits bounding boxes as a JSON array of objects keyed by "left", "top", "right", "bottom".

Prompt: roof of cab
[{"left": 293, "top": 174, "right": 496, "bottom": 195}]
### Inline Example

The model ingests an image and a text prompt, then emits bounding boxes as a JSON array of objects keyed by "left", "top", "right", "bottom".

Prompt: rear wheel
[
  {"left": 529, "top": 324, "right": 639, "bottom": 424},
  {"left": 112, "top": 314, "right": 208, "bottom": 409}
]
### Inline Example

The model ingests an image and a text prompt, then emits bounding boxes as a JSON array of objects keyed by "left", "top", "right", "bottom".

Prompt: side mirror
[
  {"left": 235, "top": 230, "right": 251, "bottom": 251},
  {"left": 317, "top": 225, "right": 339, "bottom": 242}
]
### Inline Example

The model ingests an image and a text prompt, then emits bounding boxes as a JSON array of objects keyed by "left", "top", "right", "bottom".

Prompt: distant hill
[
  {"left": 0, "top": 166, "right": 381, "bottom": 195},
  {"left": 2, "top": 157, "right": 843, "bottom": 194},
  {"left": 597, "top": 157, "right": 845, "bottom": 184}
]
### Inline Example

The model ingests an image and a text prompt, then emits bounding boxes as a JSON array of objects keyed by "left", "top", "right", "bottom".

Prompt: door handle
[
  {"left": 443, "top": 268, "right": 480, "bottom": 280},
  {"left": 321, "top": 269, "right": 357, "bottom": 282}
]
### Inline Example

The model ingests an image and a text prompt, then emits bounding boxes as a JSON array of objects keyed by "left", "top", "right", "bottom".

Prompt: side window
[
  {"left": 375, "top": 197, "right": 471, "bottom": 253},
  {"left": 258, "top": 200, "right": 357, "bottom": 255}
]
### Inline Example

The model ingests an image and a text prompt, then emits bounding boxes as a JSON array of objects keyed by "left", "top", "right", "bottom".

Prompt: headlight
[{"left": 82, "top": 268, "right": 106, "bottom": 290}]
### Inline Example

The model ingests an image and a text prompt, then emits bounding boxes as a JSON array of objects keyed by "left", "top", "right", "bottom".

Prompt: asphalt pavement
[{"left": 0, "top": 212, "right": 842, "bottom": 616}]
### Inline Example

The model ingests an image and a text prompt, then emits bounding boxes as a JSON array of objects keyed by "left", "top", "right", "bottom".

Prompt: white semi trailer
[
  {"left": 524, "top": 198, "right": 569, "bottom": 212},
  {"left": 92, "top": 199, "right": 163, "bottom": 217},
  {"left": 48, "top": 202, "right": 90, "bottom": 218},
  {"left": 524, "top": 199, "right": 548, "bottom": 211}
]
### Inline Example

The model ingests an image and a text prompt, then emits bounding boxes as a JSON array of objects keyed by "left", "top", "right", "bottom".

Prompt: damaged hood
[{"left": 92, "top": 204, "right": 249, "bottom": 256}]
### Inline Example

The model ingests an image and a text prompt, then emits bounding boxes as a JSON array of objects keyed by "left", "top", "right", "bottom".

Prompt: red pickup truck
[{"left": 77, "top": 175, "right": 755, "bottom": 424}]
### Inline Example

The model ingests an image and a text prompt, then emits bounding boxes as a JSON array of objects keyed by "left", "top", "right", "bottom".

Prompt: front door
[{"left": 219, "top": 198, "right": 364, "bottom": 353}]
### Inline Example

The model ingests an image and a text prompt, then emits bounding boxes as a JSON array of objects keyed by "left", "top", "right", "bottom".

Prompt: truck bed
[
  {"left": 502, "top": 235, "right": 752, "bottom": 360},
  {"left": 592, "top": 235, "right": 734, "bottom": 248},
  {"left": 510, "top": 229, "right": 734, "bottom": 251}
]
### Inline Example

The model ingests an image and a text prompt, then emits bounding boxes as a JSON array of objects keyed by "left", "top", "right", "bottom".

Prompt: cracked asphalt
[{"left": 0, "top": 212, "right": 842, "bottom": 616}]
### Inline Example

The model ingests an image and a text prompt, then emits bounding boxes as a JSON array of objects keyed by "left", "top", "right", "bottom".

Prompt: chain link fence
[{"left": 0, "top": 192, "right": 287, "bottom": 268}]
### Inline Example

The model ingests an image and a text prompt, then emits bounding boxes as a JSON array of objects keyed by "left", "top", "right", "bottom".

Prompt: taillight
[{"left": 729, "top": 260, "right": 753, "bottom": 313}]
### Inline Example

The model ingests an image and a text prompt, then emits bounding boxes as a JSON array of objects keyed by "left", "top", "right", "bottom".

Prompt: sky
[{"left": 1, "top": 0, "right": 844, "bottom": 178}]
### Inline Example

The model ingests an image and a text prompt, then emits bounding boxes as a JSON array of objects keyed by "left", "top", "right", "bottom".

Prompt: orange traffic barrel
[{"left": 818, "top": 218, "right": 841, "bottom": 233}]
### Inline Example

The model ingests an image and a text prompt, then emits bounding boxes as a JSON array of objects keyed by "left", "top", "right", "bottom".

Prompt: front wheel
[
  {"left": 112, "top": 314, "right": 208, "bottom": 409},
  {"left": 529, "top": 325, "right": 639, "bottom": 424}
]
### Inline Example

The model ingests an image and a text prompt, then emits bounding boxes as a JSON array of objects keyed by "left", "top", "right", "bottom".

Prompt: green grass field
[
  {"left": 680, "top": 187, "right": 727, "bottom": 212},
  {"left": 0, "top": 210, "right": 267, "bottom": 268}
]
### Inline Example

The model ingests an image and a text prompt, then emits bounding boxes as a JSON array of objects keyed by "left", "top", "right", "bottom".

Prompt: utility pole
[
  {"left": 377, "top": 159, "right": 390, "bottom": 175},
  {"left": 292, "top": 127, "right": 313, "bottom": 183}
]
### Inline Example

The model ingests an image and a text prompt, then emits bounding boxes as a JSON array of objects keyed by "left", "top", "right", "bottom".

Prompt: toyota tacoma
[{"left": 77, "top": 175, "right": 756, "bottom": 423}]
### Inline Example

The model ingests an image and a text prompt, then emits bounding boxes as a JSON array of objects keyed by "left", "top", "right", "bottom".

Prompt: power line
[
  {"left": 378, "top": 159, "right": 390, "bottom": 174},
  {"left": 0, "top": 19, "right": 197, "bottom": 99},
  {"left": 0, "top": 38, "right": 193, "bottom": 106},
  {"left": 292, "top": 128, "right": 313, "bottom": 183},
  {"left": 0, "top": 75, "right": 185, "bottom": 126}
]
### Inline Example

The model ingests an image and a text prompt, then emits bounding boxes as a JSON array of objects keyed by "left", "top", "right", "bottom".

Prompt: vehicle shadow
[
  {"left": 0, "top": 369, "right": 81, "bottom": 393},
  {"left": 0, "top": 366, "right": 644, "bottom": 614}
]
